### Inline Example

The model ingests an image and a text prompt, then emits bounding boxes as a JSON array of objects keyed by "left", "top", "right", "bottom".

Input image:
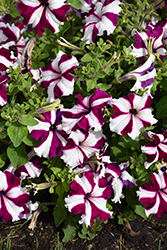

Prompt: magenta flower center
[
  {"left": 39, "top": 0, "right": 49, "bottom": 7},
  {"left": 0, "top": 190, "right": 5, "bottom": 196},
  {"left": 84, "top": 193, "right": 91, "bottom": 200},
  {"left": 49, "top": 124, "right": 57, "bottom": 131},
  {"left": 161, "top": 166, "right": 167, "bottom": 172},
  {"left": 129, "top": 109, "right": 138, "bottom": 115}
]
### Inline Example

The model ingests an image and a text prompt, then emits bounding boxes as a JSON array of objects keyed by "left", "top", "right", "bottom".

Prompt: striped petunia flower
[
  {"left": 129, "top": 25, "right": 167, "bottom": 61},
  {"left": 62, "top": 89, "right": 111, "bottom": 133},
  {"left": 109, "top": 93, "right": 157, "bottom": 140},
  {"left": 104, "top": 162, "right": 137, "bottom": 203},
  {"left": 0, "top": 171, "right": 38, "bottom": 223},
  {"left": 17, "top": 0, "right": 70, "bottom": 35},
  {"left": 74, "top": 152, "right": 137, "bottom": 203},
  {"left": 65, "top": 172, "right": 113, "bottom": 227},
  {"left": 81, "top": 0, "right": 121, "bottom": 43},
  {"left": 137, "top": 170, "right": 167, "bottom": 218},
  {"left": 38, "top": 51, "right": 78, "bottom": 102},
  {"left": 6, "top": 148, "right": 43, "bottom": 179},
  {"left": 61, "top": 129, "right": 106, "bottom": 170},
  {"left": 118, "top": 54, "right": 156, "bottom": 96},
  {"left": 28, "top": 109, "right": 67, "bottom": 158},
  {"left": 141, "top": 130, "right": 167, "bottom": 169},
  {"left": 0, "top": 21, "right": 27, "bottom": 71}
]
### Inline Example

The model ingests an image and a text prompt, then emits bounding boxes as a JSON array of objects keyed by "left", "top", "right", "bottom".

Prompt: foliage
[{"left": 1, "top": 0, "right": 167, "bottom": 243}]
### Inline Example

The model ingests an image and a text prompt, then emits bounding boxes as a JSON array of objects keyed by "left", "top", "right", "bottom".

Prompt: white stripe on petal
[
  {"left": 3, "top": 196, "right": 24, "bottom": 222},
  {"left": 29, "top": 6, "right": 44, "bottom": 27},
  {"left": 34, "top": 132, "right": 53, "bottom": 157},
  {"left": 65, "top": 194, "right": 85, "bottom": 212},
  {"left": 76, "top": 174, "right": 92, "bottom": 194},
  {"left": 0, "top": 171, "right": 7, "bottom": 191},
  {"left": 79, "top": 200, "right": 92, "bottom": 227},
  {"left": 112, "top": 98, "right": 131, "bottom": 111},
  {"left": 109, "top": 114, "right": 131, "bottom": 134},
  {"left": 145, "top": 194, "right": 160, "bottom": 217},
  {"left": 21, "top": 0, "right": 40, "bottom": 7},
  {"left": 91, "top": 97, "right": 111, "bottom": 107},
  {"left": 7, "top": 186, "right": 25, "bottom": 199},
  {"left": 28, "top": 120, "right": 50, "bottom": 133},
  {"left": 159, "top": 143, "right": 167, "bottom": 153},
  {"left": 137, "top": 188, "right": 156, "bottom": 199}
]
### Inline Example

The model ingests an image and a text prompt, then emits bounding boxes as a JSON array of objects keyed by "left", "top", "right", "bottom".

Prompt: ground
[{"left": 1, "top": 210, "right": 167, "bottom": 250}]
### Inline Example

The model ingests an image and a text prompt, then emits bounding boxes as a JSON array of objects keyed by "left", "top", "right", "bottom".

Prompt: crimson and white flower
[
  {"left": 118, "top": 54, "right": 156, "bottom": 96},
  {"left": 75, "top": 152, "right": 137, "bottom": 203},
  {"left": 81, "top": 0, "right": 121, "bottom": 43},
  {"left": 0, "top": 21, "right": 27, "bottom": 71},
  {"left": 6, "top": 149, "right": 43, "bottom": 179},
  {"left": 38, "top": 51, "right": 78, "bottom": 102},
  {"left": 141, "top": 131, "right": 167, "bottom": 169},
  {"left": 0, "top": 74, "right": 10, "bottom": 106},
  {"left": 65, "top": 172, "right": 113, "bottom": 227},
  {"left": 80, "top": 0, "right": 97, "bottom": 15},
  {"left": 17, "top": 0, "right": 70, "bottom": 35},
  {"left": 0, "top": 171, "right": 38, "bottom": 223},
  {"left": 104, "top": 162, "right": 137, "bottom": 203},
  {"left": 62, "top": 89, "right": 111, "bottom": 133},
  {"left": 61, "top": 129, "right": 106, "bottom": 170},
  {"left": 109, "top": 93, "right": 157, "bottom": 140},
  {"left": 137, "top": 171, "right": 167, "bottom": 218},
  {"left": 28, "top": 109, "right": 67, "bottom": 158},
  {"left": 129, "top": 25, "right": 167, "bottom": 61}
]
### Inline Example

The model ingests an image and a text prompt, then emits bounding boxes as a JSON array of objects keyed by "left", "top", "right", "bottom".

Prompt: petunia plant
[{"left": 1, "top": 0, "right": 167, "bottom": 244}]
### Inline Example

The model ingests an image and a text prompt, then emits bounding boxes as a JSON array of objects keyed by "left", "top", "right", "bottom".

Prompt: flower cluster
[{"left": 1, "top": 0, "right": 167, "bottom": 234}]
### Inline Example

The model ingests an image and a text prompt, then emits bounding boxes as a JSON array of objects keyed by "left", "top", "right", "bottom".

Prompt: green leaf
[
  {"left": 7, "top": 143, "right": 28, "bottom": 168},
  {"left": 81, "top": 53, "right": 96, "bottom": 62},
  {"left": 156, "top": 96, "right": 167, "bottom": 118},
  {"left": 56, "top": 183, "right": 64, "bottom": 197},
  {"left": 86, "top": 79, "right": 97, "bottom": 92},
  {"left": 62, "top": 181, "right": 70, "bottom": 192},
  {"left": 53, "top": 198, "right": 67, "bottom": 227},
  {"left": 19, "top": 115, "right": 39, "bottom": 126},
  {"left": 62, "top": 222, "right": 76, "bottom": 242},
  {"left": 50, "top": 167, "right": 61, "bottom": 175},
  {"left": 7, "top": 124, "right": 28, "bottom": 147},
  {"left": 133, "top": 205, "right": 147, "bottom": 219},
  {"left": 67, "top": 0, "right": 82, "bottom": 9},
  {"left": 0, "top": 131, "right": 7, "bottom": 139},
  {"left": 0, "top": 153, "right": 7, "bottom": 168},
  {"left": 96, "top": 83, "right": 112, "bottom": 91},
  {"left": 22, "top": 133, "right": 39, "bottom": 147}
]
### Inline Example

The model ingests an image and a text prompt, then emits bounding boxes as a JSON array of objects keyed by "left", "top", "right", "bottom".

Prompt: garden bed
[{"left": 1, "top": 212, "right": 167, "bottom": 250}]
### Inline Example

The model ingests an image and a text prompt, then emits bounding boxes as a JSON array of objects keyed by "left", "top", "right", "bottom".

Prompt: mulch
[{"left": 1, "top": 209, "right": 167, "bottom": 250}]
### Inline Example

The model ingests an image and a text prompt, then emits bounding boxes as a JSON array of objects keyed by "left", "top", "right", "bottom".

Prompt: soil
[{"left": 1, "top": 209, "right": 167, "bottom": 250}]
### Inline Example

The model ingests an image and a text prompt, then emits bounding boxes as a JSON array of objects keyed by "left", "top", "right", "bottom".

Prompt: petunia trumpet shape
[
  {"left": 109, "top": 93, "right": 157, "bottom": 140},
  {"left": 137, "top": 170, "right": 167, "bottom": 218},
  {"left": 62, "top": 89, "right": 111, "bottom": 133},
  {"left": 65, "top": 172, "right": 113, "bottom": 227},
  {"left": 81, "top": 0, "right": 121, "bottom": 43},
  {"left": 141, "top": 130, "right": 167, "bottom": 169},
  {"left": 118, "top": 54, "right": 156, "bottom": 95},
  {"left": 28, "top": 109, "right": 67, "bottom": 158},
  {"left": 0, "top": 171, "right": 38, "bottom": 223},
  {"left": 17, "top": 0, "right": 70, "bottom": 35},
  {"left": 61, "top": 129, "right": 106, "bottom": 170},
  {"left": 38, "top": 51, "right": 78, "bottom": 102},
  {"left": 129, "top": 25, "right": 167, "bottom": 61}
]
